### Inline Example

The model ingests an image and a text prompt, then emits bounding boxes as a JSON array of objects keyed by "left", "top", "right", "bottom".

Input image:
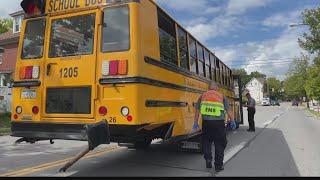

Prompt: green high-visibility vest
[{"left": 200, "top": 101, "right": 225, "bottom": 117}]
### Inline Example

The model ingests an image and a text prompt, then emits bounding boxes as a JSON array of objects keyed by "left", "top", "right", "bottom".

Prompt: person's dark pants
[
  {"left": 202, "top": 120, "right": 227, "bottom": 168},
  {"left": 248, "top": 108, "right": 256, "bottom": 130}
]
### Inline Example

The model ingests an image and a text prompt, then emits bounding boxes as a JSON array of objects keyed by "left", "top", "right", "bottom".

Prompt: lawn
[
  {"left": 0, "top": 113, "right": 11, "bottom": 135},
  {"left": 308, "top": 109, "right": 320, "bottom": 118}
]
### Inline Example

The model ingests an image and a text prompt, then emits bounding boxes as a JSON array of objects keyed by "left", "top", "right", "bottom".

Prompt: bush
[{"left": 0, "top": 112, "right": 11, "bottom": 128}]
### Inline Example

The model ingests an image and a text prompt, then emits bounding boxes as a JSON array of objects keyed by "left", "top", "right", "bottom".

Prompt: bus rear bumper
[
  {"left": 10, "top": 122, "right": 149, "bottom": 142},
  {"left": 11, "top": 122, "right": 88, "bottom": 141}
]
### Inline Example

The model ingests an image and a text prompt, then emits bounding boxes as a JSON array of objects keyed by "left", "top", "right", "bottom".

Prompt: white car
[{"left": 262, "top": 98, "right": 271, "bottom": 106}]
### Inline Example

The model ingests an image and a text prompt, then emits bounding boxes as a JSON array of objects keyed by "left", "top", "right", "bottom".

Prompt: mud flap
[
  {"left": 59, "top": 121, "right": 111, "bottom": 172},
  {"left": 86, "top": 121, "right": 111, "bottom": 150}
]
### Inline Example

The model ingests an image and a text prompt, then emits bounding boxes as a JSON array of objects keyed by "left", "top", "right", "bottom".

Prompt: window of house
[
  {"left": 204, "top": 50, "right": 211, "bottom": 79},
  {"left": 197, "top": 43, "right": 205, "bottom": 77},
  {"left": 13, "top": 16, "right": 23, "bottom": 33},
  {"left": 158, "top": 8, "right": 177, "bottom": 66},
  {"left": 189, "top": 37, "right": 197, "bottom": 73},
  {"left": 177, "top": 27, "right": 189, "bottom": 70}
]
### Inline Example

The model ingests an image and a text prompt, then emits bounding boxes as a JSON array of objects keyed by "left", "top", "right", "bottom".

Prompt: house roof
[
  {"left": 245, "top": 77, "right": 266, "bottom": 88},
  {"left": 0, "top": 31, "right": 20, "bottom": 46}
]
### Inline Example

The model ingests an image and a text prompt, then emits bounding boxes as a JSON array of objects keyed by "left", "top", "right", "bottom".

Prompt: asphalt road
[{"left": 0, "top": 103, "right": 319, "bottom": 177}]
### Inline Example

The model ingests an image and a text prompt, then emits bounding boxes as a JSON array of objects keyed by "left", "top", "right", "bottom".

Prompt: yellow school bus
[{"left": 11, "top": 0, "right": 240, "bottom": 148}]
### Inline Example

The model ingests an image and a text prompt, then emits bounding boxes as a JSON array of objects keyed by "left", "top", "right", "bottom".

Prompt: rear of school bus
[
  {"left": 11, "top": 0, "right": 137, "bottom": 143},
  {"left": 10, "top": 0, "right": 192, "bottom": 145}
]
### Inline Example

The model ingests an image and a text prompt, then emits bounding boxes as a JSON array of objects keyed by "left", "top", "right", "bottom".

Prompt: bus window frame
[
  {"left": 21, "top": 17, "right": 46, "bottom": 60},
  {"left": 196, "top": 42, "right": 205, "bottom": 77},
  {"left": 204, "top": 49, "right": 211, "bottom": 79},
  {"left": 101, "top": 5, "right": 131, "bottom": 53},
  {"left": 48, "top": 12, "right": 97, "bottom": 58},
  {"left": 177, "top": 25, "right": 189, "bottom": 71},
  {"left": 188, "top": 35, "right": 198, "bottom": 74}
]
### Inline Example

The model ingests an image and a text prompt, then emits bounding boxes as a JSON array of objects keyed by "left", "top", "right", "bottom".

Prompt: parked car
[
  {"left": 270, "top": 100, "right": 280, "bottom": 106},
  {"left": 262, "top": 98, "right": 271, "bottom": 106},
  {"left": 292, "top": 100, "right": 299, "bottom": 106}
]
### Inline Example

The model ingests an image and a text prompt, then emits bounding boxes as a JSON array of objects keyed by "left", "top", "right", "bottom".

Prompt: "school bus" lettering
[{"left": 47, "top": 0, "right": 105, "bottom": 13}]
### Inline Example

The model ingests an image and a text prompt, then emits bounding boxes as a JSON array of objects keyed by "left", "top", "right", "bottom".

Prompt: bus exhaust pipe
[{"left": 59, "top": 121, "right": 111, "bottom": 172}]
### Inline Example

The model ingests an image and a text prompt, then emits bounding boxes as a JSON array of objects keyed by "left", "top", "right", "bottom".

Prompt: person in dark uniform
[
  {"left": 244, "top": 92, "right": 256, "bottom": 132},
  {"left": 193, "top": 81, "right": 234, "bottom": 172}
]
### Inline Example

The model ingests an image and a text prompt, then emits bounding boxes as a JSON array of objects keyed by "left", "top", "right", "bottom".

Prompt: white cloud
[
  {"left": 156, "top": 0, "right": 221, "bottom": 15},
  {"left": 186, "top": 15, "right": 241, "bottom": 42},
  {"left": 212, "top": 28, "right": 306, "bottom": 80},
  {"left": 263, "top": 10, "right": 302, "bottom": 27},
  {"left": 0, "top": 0, "right": 21, "bottom": 18},
  {"left": 227, "top": 0, "right": 273, "bottom": 15}
]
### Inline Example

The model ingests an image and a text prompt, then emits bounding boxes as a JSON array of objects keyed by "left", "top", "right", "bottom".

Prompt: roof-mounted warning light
[{"left": 21, "top": 0, "right": 46, "bottom": 16}]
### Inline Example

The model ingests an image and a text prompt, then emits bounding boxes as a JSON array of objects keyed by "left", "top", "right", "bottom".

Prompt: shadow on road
[
  {"left": 219, "top": 127, "right": 300, "bottom": 177},
  {"left": 70, "top": 127, "right": 300, "bottom": 177}
]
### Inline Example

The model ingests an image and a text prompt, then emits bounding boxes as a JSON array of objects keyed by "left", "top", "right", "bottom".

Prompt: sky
[{"left": 1, "top": 0, "right": 319, "bottom": 80}]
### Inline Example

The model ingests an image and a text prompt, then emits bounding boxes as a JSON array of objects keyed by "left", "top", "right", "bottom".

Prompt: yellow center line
[{"left": 0, "top": 146, "right": 125, "bottom": 177}]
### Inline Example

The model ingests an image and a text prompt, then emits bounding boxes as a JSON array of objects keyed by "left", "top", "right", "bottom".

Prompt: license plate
[{"left": 21, "top": 90, "right": 36, "bottom": 99}]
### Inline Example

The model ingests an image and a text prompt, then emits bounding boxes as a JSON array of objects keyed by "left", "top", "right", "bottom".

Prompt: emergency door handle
[{"left": 46, "top": 63, "right": 57, "bottom": 76}]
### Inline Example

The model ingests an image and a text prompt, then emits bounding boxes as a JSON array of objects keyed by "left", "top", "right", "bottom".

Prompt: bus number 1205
[{"left": 60, "top": 67, "right": 79, "bottom": 78}]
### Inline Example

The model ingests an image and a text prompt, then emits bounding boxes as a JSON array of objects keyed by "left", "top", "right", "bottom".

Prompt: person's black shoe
[
  {"left": 215, "top": 166, "right": 224, "bottom": 172},
  {"left": 206, "top": 161, "right": 213, "bottom": 169},
  {"left": 247, "top": 129, "right": 255, "bottom": 132}
]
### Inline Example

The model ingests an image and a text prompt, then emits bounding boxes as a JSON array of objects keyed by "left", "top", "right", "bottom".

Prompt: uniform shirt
[
  {"left": 196, "top": 93, "right": 230, "bottom": 121},
  {"left": 247, "top": 97, "right": 256, "bottom": 110}
]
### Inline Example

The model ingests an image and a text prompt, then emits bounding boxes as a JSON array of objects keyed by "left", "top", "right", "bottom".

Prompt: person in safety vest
[{"left": 193, "top": 81, "right": 234, "bottom": 172}]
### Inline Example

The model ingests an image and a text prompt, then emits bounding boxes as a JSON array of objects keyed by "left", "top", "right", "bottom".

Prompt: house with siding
[
  {"left": 244, "top": 77, "right": 268, "bottom": 104},
  {"left": 0, "top": 11, "right": 24, "bottom": 112}
]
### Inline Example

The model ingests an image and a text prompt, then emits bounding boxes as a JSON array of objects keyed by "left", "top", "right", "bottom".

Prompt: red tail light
[
  {"left": 109, "top": 61, "right": 119, "bottom": 75},
  {"left": 32, "top": 106, "right": 39, "bottom": 114},
  {"left": 127, "top": 115, "right": 133, "bottom": 122},
  {"left": 19, "top": 66, "right": 40, "bottom": 80},
  {"left": 99, "top": 106, "right": 108, "bottom": 116},
  {"left": 25, "top": 66, "right": 33, "bottom": 79},
  {"left": 102, "top": 60, "right": 128, "bottom": 76}
]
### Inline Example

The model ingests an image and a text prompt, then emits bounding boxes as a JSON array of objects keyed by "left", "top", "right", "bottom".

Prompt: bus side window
[
  {"left": 204, "top": 49, "right": 211, "bottom": 79},
  {"left": 157, "top": 8, "right": 178, "bottom": 66},
  {"left": 189, "top": 37, "right": 197, "bottom": 74},
  {"left": 210, "top": 53, "right": 216, "bottom": 81},
  {"left": 197, "top": 43, "right": 205, "bottom": 77},
  {"left": 177, "top": 27, "right": 189, "bottom": 71}
]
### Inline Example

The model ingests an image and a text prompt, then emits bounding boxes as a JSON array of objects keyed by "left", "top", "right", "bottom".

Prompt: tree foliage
[
  {"left": 0, "top": 18, "right": 13, "bottom": 34},
  {"left": 298, "top": 8, "right": 320, "bottom": 56},
  {"left": 283, "top": 56, "right": 309, "bottom": 100},
  {"left": 267, "top": 77, "right": 282, "bottom": 100},
  {"left": 305, "top": 65, "right": 320, "bottom": 101}
]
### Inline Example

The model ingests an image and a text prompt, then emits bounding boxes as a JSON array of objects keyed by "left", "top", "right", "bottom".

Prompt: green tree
[
  {"left": 267, "top": 77, "right": 282, "bottom": 100},
  {"left": 299, "top": 8, "right": 320, "bottom": 57},
  {"left": 249, "top": 71, "right": 266, "bottom": 79},
  {"left": 305, "top": 65, "right": 320, "bottom": 101},
  {"left": 0, "top": 18, "right": 13, "bottom": 34},
  {"left": 284, "top": 55, "right": 309, "bottom": 101}
]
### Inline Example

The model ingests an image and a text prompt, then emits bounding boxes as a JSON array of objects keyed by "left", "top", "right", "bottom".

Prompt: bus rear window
[
  {"left": 102, "top": 6, "right": 130, "bottom": 52},
  {"left": 49, "top": 14, "right": 95, "bottom": 58},
  {"left": 21, "top": 19, "right": 45, "bottom": 60}
]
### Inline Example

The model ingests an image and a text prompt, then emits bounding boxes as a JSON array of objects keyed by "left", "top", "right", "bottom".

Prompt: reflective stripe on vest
[{"left": 200, "top": 90, "right": 224, "bottom": 117}]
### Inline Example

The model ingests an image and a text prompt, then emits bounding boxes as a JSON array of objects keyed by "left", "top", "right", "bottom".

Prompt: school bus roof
[{"left": 45, "top": 0, "right": 141, "bottom": 14}]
